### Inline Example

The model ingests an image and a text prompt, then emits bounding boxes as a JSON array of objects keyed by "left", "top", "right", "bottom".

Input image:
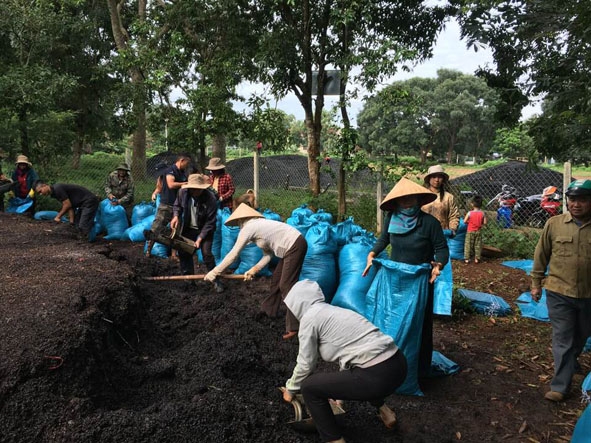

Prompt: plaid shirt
[{"left": 210, "top": 172, "right": 235, "bottom": 209}]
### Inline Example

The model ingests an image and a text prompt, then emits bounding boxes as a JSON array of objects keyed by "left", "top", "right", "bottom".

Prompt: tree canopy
[{"left": 357, "top": 70, "right": 500, "bottom": 163}]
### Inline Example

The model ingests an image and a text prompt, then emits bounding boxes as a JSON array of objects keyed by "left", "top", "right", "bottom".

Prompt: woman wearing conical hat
[
  {"left": 362, "top": 177, "right": 449, "bottom": 380},
  {"left": 204, "top": 203, "right": 308, "bottom": 340},
  {"left": 421, "top": 165, "right": 460, "bottom": 236}
]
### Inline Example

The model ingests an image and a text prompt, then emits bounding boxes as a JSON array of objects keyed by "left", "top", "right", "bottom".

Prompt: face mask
[{"left": 399, "top": 205, "right": 420, "bottom": 216}]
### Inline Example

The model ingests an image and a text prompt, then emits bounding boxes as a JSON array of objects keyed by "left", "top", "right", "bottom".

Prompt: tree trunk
[
  {"left": 446, "top": 134, "right": 457, "bottom": 164},
  {"left": 305, "top": 115, "right": 321, "bottom": 196},
  {"left": 211, "top": 133, "right": 226, "bottom": 163},
  {"left": 107, "top": 0, "right": 147, "bottom": 182},
  {"left": 71, "top": 130, "right": 83, "bottom": 169},
  {"left": 131, "top": 75, "right": 147, "bottom": 182}
]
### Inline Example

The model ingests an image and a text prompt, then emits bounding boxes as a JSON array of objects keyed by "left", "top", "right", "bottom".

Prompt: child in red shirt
[{"left": 464, "top": 195, "right": 487, "bottom": 264}]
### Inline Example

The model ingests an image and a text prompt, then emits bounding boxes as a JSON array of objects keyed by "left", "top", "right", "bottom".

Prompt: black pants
[
  {"left": 74, "top": 197, "right": 99, "bottom": 235},
  {"left": 178, "top": 228, "right": 215, "bottom": 275},
  {"left": 301, "top": 350, "right": 407, "bottom": 442}
]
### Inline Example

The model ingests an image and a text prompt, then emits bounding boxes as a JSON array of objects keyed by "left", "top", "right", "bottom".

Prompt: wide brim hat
[
  {"left": 182, "top": 173, "right": 211, "bottom": 190},
  {"left": 205, "top": 157, "right": 225, "bottom": 170},
  {"left": 116, "top": 162, "right": 131, "bottom": 171},
  {"left": 225, "top": 203, "right": 264, "bottom": 226},
  {"left": 15, "top": 155, "right": 32, "bottom": 167},
  {"left": 380, "top": 177, "right": 437, "bottom": 211},
  {"left": 424, "top": 164, "right": 449, "bottom": 182}
]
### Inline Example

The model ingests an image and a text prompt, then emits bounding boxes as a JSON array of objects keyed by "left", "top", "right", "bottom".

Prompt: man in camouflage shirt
[{"left": 104, "top": 163, "right": 135, "bottom": 221}]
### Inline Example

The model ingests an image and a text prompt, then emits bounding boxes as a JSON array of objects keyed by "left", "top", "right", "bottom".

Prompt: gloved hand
[
  {"left": 244, "top": 267, "right": 259, "bottom": 281},
  {"left": 28, "top": 189, "right": 35, "bottom": 198},
  {"left": 204, "top": 271, "right": 217, "bottom": 283}
]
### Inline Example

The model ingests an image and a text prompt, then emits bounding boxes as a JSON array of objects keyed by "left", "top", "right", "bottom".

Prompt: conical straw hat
[
  {"left": 225, "top": 203, "right": 264, "bottom": 226},
  {"left": 380, "top": 177, "right": 437, "bottom": 211}
]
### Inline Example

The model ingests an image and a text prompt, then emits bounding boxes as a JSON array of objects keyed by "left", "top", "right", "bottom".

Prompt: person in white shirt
[
  {"left": 205, "top": 203, "right": 307, "bottom": 339},
  {"left": 281, "top": 280, "right": 407, "bottom": 443}
]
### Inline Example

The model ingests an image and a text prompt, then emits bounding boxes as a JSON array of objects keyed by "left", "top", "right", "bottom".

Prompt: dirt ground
[{"left": 0, "top": 211, "right": 589, "bottom": 443}]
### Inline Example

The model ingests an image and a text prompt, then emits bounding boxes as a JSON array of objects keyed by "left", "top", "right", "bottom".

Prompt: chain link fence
[{"left": 1, "top": 151, "right": 572, "bottom": 259}]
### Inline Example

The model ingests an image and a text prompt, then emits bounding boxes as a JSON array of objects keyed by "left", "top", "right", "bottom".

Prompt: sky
[{"left": 234, "top": 20, "right": 541, "bottom": 126}]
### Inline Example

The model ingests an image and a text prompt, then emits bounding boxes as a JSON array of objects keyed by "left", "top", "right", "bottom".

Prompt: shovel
[
  {"left": 144, "top": 274, "right": 246, "bottom": 281},
  {"left": 150, "top": 227, "right": 198, "bottom": 256}
]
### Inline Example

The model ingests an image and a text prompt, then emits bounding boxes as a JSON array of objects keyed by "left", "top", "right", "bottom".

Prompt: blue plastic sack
[
  {"left": 144, "top": 240, "right": 169, "bottom": 258},
  {"left": 309, "top": 208, "right": 333, "bottom": 224},
  {"left": 447, "top": 219, "right": 467, "bottom": 260},
  {"left": 331, "top": 238, "right": 376, "bottom": 314},
  {"left": 234, "top": 242, "right": 273, "bottom": 277},
  {"left": 286, "top": 212, "right": 316, "bottom": 237},
  {"left": 433, "top": 260, "right": 453, "bottom": 316},
  {"left": 430, "top": 351, "right": 460, "bottom": 377},
  {"left": 515, "top": 290, "right": 549, "bottom": 322},
  {"left": 34, "top": 211, "right": 68, "bottom": 222},
  {"left": 220, "top": 207, "right": 240, "bottom": 269},
  {"left": 572, "top": 402, "right": 591, "bottom": 443},
  {"left": 212, "top": 209, "right": 223, "bottom": 264},
  {"left": 502, "top": 260, "right": 534, "bottom": 275},
  {"left": 331, "top": 217, "right": 364, "bottom": 247},
  {"left": 584, "top": 337, "right": 591, "bottom": 354},
  {"left": 122, "top": 216, "right": 154, "bottom": 242},
  {"left": 290, "top": 204, "right": 314, "bottom": 218},
  {"left": 7, "top": 196, "right": 34, "bottom": 213},
  {"left": 299, "top": 223, "right": 338, "bottom": 302},
  {"left": 365, "top": 258, "right": 431, "bottom": 396},
  {"left": 98, "top": 199, "right": 129, "bottom": 240},
  {"left": 458, "top": 289, "right": 512, "bottom": 317},
  {"left": 131, "top": 201, "right": 156, "bottom": 226},
  {"left": 262, "top": 208, "right": 282, "bottom": 221}
]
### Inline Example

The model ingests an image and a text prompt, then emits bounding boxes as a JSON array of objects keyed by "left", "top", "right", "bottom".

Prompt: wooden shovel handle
[{"left": 144, "top": 273, "right": 246, "bottom": 281}]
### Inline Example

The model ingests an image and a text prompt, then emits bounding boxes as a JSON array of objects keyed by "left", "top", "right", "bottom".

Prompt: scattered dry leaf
[
  {"left": 518, "top": 421, "right": 528, "bottom": 433},
  {"left": 455, "top": 431, "right": 461, "bottom": 440}
]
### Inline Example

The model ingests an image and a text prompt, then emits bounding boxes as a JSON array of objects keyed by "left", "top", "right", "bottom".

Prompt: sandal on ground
[
  {"left": 474, "top": 259, "right": 480, "bottom": 264},
  {"left": 378, "top": 404, "right": 397, "bottom": 429},
  {"left": 282, "top": 331, "right": 297, "bottom": 340},
  {"left": 464, "top": 260, "right": 469, "bottom": 264}
]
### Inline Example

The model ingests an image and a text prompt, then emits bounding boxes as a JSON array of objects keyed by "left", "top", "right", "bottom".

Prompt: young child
[{"left": 464, "top": 195, "right": 487, "bottom": 264}]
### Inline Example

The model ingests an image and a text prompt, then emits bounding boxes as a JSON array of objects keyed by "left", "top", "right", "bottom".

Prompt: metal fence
[{"left": 1, "top": 151, "right": 571, "bottom": 258}]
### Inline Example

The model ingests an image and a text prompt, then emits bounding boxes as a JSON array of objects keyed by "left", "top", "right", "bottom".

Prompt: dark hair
[
  {"left": 472, "top": 195, "right": 483, "bottom": 208},
  {"left": 33, "top": 179, "right": 47, "bottom": 190}
]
